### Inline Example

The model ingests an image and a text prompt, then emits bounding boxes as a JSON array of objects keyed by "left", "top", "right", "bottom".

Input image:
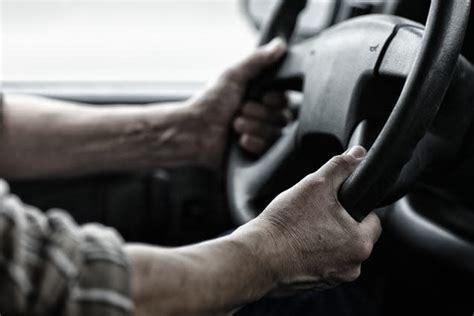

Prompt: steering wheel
[{"left": 227, "top": 0, "right": 470, "bottom": 224}]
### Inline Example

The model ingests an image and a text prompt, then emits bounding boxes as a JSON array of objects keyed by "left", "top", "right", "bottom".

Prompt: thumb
[
  {"left": 315, "top": 146, "right": 367, "bottom": 190},
  {"left": 360, "top": 212, "right": 383, "bottom": 244},
  {"left": 228, "top": 38, "right": 287, "bottom": 82}
]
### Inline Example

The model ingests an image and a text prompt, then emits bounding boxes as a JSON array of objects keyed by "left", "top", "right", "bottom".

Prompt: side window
[{"left": 2, "top": 0, "right": 257, "bottom": 83}]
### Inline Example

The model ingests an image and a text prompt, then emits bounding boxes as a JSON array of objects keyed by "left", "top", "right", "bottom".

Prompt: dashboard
[
  {"left": 337, "top": 0, "right": 474, "bottom": 63},
  {"left": 290, "top": 0, "right": 474, "bottom": 63}
]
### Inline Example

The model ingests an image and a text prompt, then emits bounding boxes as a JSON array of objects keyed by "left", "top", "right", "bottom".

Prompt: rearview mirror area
[
  {"left": 240, "top": 0, "right": 338, "bottom": 39},
  {"left": 240, "top": 0, "right": 391, "bottom": 40}
]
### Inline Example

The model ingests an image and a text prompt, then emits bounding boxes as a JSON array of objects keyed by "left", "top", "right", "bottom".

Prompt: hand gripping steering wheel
[{"left": 227, "top": 0, "right": 471, "bottom": 223}]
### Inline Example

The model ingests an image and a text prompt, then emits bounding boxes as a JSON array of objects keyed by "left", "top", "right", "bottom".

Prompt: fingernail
[{"left": 346, "top": 146, "right": 367, "bottom": 159}]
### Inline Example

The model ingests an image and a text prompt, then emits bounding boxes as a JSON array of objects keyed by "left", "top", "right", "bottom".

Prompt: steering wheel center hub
[{"left": 297, "top": 16, "right": 403, "bottom": 145}]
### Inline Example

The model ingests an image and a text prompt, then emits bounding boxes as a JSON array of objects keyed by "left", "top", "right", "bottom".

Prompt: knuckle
[
  {"left": 240, "top": 135, "right": 264, "bottom": 153},
  {"left": 329, "top": 155, "right": 346, "bottom": 167},
  {"left": 330, "top": 154, "right": 356, "bottom": 171},
  {"left": 233, "top": 116, "right": 243, "bottom": 126},
  {"left": 239, "top": 135, "right": 250, "bottom": 148},
  {"left": 233, "top": 119, "right": 247, "bottom": 134},
  {"left": 234, "top": 124, "right": 243, "bottom": 135},
  {"left": 303, "top": 174, "right": 327, "bottom": 190},
  {"left": 344, "top": 266, "right": 362, "bottom": 282},
  {"left": 355, "top": 237, "right": 374, "bottom": 261}
]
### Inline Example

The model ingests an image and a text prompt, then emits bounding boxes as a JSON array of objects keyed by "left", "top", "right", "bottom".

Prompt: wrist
[
  {"left": 229, "top": 221, "right": 280, "bottom": 296},
  {"left": 183, "top": 99, "right": 223, "bottom": 168},
  {"left": 148, "top": 101, "right": 214, "bottom": 168},
  {"left": 127, "top": 235, "right": 278, "bottom": 315}
]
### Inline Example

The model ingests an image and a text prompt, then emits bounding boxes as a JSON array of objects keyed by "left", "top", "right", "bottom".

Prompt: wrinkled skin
[
  {"left": 128, "top": 146, "right": 383, "bottom": 316},
  {"left": 236, "top": 146, "right": 382, "bottom": 293}
]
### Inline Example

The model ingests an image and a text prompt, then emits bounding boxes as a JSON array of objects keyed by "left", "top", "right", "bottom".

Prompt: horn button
[{"left": 294, "top": 16, "right": 423, "bottom": 147}]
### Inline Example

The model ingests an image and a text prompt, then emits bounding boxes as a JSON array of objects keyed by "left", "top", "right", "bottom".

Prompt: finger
[
  {"left": 241, "top": 101, "right": 290, "bottom": 125},
  {"left": 227, "top": 38, "right": 287, "bottom": 82},
  {"left": 359, "top": 212, "right": 382, "bottom": 244},
  {"left": 239, "top": 134, "right": 267, "bottom": 154},
  {"left": 262, "top": 91, "right": 288, "bottom": 109},
  {"left": 314, "top": 146, "right": 367, "bottom": 190},
  {"left": 234, "top": 117, "right": 281, "bottom": 139}
]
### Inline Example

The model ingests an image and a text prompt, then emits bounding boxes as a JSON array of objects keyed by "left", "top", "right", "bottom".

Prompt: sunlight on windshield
[{"left": 2, "top": 0, "right": 257, "bottom": 83}]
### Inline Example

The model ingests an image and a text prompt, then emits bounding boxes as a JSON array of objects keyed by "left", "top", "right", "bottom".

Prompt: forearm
[
  {"left": 126, "top": 226, "right": 276, "bottom": 316},
  {"left": 0, "top": 94, "right": 203, "bottom": 179}
]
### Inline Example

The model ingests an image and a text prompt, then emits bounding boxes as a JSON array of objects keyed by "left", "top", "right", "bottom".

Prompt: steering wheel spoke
[{"left": 269, "top": 42, "right": 311, "bottom": 92}]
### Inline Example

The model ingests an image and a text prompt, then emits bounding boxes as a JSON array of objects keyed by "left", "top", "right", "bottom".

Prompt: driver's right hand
[{"left": 234, "top": 145, "right": 382, "bottom": 293}]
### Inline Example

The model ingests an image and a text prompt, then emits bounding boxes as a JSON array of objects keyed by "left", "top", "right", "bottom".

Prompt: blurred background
[
  {"left": 1, "top": 0, "right": 395, "bottom": 83},
  {"left": 2, "top": 0, "right": 257, "bottom": 83}
]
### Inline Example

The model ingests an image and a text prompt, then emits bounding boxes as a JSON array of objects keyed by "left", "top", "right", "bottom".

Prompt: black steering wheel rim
[{"left": 227, "top": 0, "right": 471, "bottom": 224}]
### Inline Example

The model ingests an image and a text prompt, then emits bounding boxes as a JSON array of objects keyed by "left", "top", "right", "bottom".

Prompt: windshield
[{"left": 2, "top": 0, "right": 257, "bottom": 83}]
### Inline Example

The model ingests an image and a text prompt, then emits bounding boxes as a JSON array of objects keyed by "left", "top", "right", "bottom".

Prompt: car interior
[{"left": 3, "top": 0, "right": 474, "bottom": 315}]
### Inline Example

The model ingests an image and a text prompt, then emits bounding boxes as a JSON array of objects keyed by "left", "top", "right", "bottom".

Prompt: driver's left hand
[{"left": 189, "top": 38, "right": 291, "bottom": 169}]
